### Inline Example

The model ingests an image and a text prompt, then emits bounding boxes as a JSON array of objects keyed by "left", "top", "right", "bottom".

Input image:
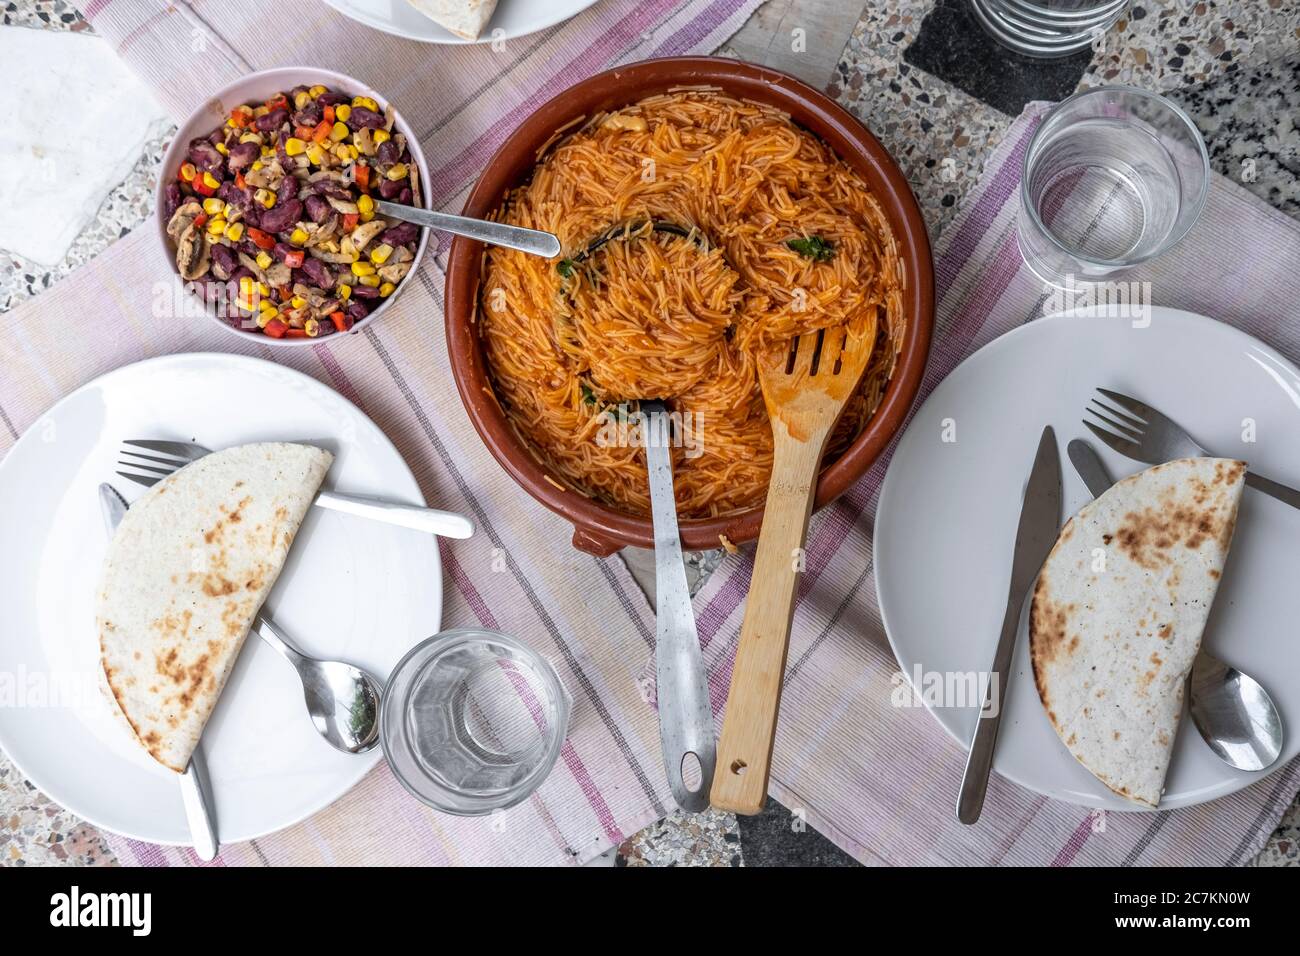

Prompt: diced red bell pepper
[
  {"left": 353, "top": 165, "right": 370, "bottom": 191},
  {"left": 311, "top": 120, "right": 332, "bottom": 144},
  {"left": 323, "top": 105, "right": 336, "bottom": 125},
  {"left": 284, "top": 328, "right": 309, "bottom": 338},
  {"left": 193, "top": 213, "right": 208, "bottom": 230},
  {"left": 192, "top": 175, "right": 217, "bottom": 197},
  {"left": 235, "top": 171, "right": 247, "bottom": 190},
  {"left": 229, "top": 106, "right": 253, "bottom": 128},
  {"left": 342, "top": 213, "right": 359, "bottom": 232},
  {"left": 247, "top": 228, "right": 276, "bottom": 251},
  {"left": 294, "top": 125, "right": 315, "bottom": 141},
  {"left": 263, "top": 319, "right": 288, "bottom": 338},
  {"left": 264, "top": 94, "right": 288, "bottom": 112},
  {"left": 330, "top": 310, "right": 352, "bottom": 333},
  {"left": 283, "top": 249, "right": 305, "bottom": 268}
]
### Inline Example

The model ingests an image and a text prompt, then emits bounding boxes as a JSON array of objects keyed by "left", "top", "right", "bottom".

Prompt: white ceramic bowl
[{"left": 154, "top": 66, "right": 431, "bottom": 348}]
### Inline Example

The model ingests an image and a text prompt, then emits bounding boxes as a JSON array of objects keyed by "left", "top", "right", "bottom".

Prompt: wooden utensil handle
[{"left": 710, "top": 441, "right": 823, "bottom": 815}]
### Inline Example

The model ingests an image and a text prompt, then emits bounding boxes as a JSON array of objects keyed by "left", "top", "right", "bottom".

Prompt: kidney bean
[
  {"left": 163, "top": 182, "right": 182, "bottom": 219},
  {"left": 227, "top": 141, "right": 260, "bottom": 172},
  {"left": 348, "top": 106, "right": 385, "bottom": 130},
  {"left": 345, "top": 301, "right": 370, "bottom": 324},
  {"left": 317, "top": 91, "right": 349, "bottom": 107},
  {"left": 258, "top": 198, "right": 302, "bottom": 234},
  {"left": 256, "top": 108, "right": 289, "bottom": 132},
  {"left": 376, "top": 141, "right": 400, "bottom": 166},
  {"left": 398, "top": 187, "right": 412, "bottom": 205},
  {"left": 379, "top": 222, "right": 419, "bottom": 247},
  {"left": 292, "top": 104, "right": 323, "bottom": 128},
  {"left": 377, "top": 177, "right": 405, "bottom": 200},
  {"left": 303, "top": 194, "right": 332, "bottom": 223},
  {"left": 241, "top": 205, "right": 263, "bottom": 230},
  {"left": 217, "top": 181, "right": 250, "bottom": 210},
  {"left": 309, "top": 179, "right": 352, "bottom": 200},
  {"left": 210, "top": 243, "right": 238, "bottom": 278},
  {"left": 349, "top": 282, "right": 380, "bottom": 300},
  {"left": 187, "top": 138, "right": 224, "bottom": 174},
  {"left": 300, "top": 256, "right": 335, "bottom": 289}
]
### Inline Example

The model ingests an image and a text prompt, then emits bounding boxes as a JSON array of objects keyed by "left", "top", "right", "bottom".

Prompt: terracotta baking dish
[{"left": 444, "top": 56, "right": 934, "bottom": 556}]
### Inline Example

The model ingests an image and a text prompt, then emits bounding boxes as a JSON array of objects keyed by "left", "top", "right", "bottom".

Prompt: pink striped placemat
[
  {"left": 671, "top": 102, "right": 1300, "bottom": 866},
  {"left": 0, "top": 0, "right": 762, "bottom": 866}
]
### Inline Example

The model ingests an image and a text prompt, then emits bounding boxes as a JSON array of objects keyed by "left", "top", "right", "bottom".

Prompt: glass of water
[
  {"left": 381, "top": 628, "right": 571, "bottom": 815},
  {"left": 968, "top": 0, "right": 1131, "bottom": 57},
  {"left": 1018, "top": 85, "right": 1209, "bottom": 288}
]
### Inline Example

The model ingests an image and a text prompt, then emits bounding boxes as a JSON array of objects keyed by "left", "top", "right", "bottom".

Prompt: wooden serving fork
[{"left": 710, "top": 314, "right": 878, "bottom": 815}]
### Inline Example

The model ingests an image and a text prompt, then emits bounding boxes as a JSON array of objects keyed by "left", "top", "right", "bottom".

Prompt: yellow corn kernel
[
  {"left": 338, "top": 284, "right": 352, "bottom": 300},
  {"left": 253, "top": 188, "right": 276, "bottom": 209},
  {"left": 379, "top": 282, "right": 396, "bottom": 297},
  {"left": 284, "top": 137, "right": 307, "bottom": 156},
  {"left": 259, "top": 298, "right": 277, "bottom": 315},
  {"left": 253, "top": 105, "right": 270, "bottom": 117},
  {"left": 289, "top": 227, "right": 309, "bottom": 246},
  {"left": 215, "top": 142, "right": 229, "bottom": 156},
  {"left": 256, "top": 309, "right": 273, "bottom": 329},
  {"left": 351, "top": 95, "right": 378, "bottom": 111},
  {"left": 260, "top": 145, "right": 273, "bottom": 157},
  {"left": 356, "top": 194, "right": 374, "bottom": 216},
  {"left": 372, "top": 129, "right": 391, "bottom": 145},
  {"left": 239, "top": 133, "right": 262, "bottom": 145},
  {"left": 224, "top": 222, "right": 244, "bottom": 242},
  {"left": 358, "top": 274, "right": 381, "bottom": 288},
  {"left": 369, "top": 243, "right": 393, "bottom": 265},
  {"left": 350, "top": 260, "right": 376, "bottom": 277},
  {"left": 250, "top": 160, "right": 263, "bottom": 171},
  {"left": 294, "top": 90, "right": 311, "bottom": 109},
  {"left": 201, "top": 171, "right": 221, "bottom": 190},
  {"left": 334, "top": 144, "right": 352, "bottom": 162},
  {"left": 206, "top": 217, "right": 227, "bottom": 235},
  {"left": 335, "top": 103, "right": 351, "bottom": 122},
  {"left": 238, "top": 276, "right": 256, "bottom": 296},
  {"left": 255, "top": 251, "right": 273, "bottom": 270},
  {"left": 306, "top": 145, "right": 325, "bottom": 166},
  {"left": 257, "top": 281, "right": 271, "bottom": 297},
  {"left": 202, "top": 197, "right": 226, "bottom": 216},
  {"left": 329, "top": 121, "right": 350, "bottom": 142},
  {"left": 304, "top": 318, "right": 321, "bottom": 337},
  {"left": 309, "top": 85, "right": 327, "bottom": 98},
  {"left": 290, "top": 295, "right": 307, "bottom": 309},
  {"left": 385, "top": 163, "right": 407, "bottom": 181}
]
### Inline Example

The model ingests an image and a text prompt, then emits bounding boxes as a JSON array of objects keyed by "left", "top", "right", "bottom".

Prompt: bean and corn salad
[{"left": 163, "top": 84, "right": 422, "bottom": 339}]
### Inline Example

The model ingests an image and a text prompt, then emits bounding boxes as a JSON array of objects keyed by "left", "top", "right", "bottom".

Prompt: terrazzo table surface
[{"left": 1, "top": 0, "right": 1297, "bottom": 867}]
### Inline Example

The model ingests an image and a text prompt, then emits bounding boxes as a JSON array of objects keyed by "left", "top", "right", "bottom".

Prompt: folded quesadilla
[
  {"left": 1029, "top": 457, "right": 1246, "bottom": 807},
  {"left": 97, "top": 443, "right": 332, "bottom": 772},
  {"left": 404, "top": 0, "right": 498, "bottom": 40}
]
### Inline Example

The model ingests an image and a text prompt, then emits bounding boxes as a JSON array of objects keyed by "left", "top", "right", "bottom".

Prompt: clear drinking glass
[
  {"left": 381, "top": 628, "right": 571, "bottom": 815},
  {"left": 968, "top": 0, "right": 1131, "bottom": 57},
  {"left": 1017, "top": 85, "right": 1209, "bottom": 288}
]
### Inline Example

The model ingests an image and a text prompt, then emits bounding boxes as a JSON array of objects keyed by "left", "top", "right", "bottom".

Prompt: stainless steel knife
[
  {"left": 957, "top": 426, "right": 1062, "bottom": 824},
  {"left": 98, "top": 483, "right": 219, "bottom": 861}
]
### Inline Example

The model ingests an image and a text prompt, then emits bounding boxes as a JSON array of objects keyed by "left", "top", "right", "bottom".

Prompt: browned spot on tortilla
[
  {"left": 1060, "top": 519, "right": 1074, "bottom": 542},
  {"left": 1157, "top": 730, "right": 1170, "bottom": 747},
  {"left": 1158, "top": 624, "right": 1173, "bottom": 640},
  {"left": 1138, "top": 669, "right": 1157, "bottom": 693},
  {"left": 1113, "top": 731, "right": 1121, "bottom": 741},
  {"left": 1209, "top": 569, "right": 1220, "bottom": 579},
  {"left": 1150, "top": 652, "right": 1163, "bottom": 667},
  {"left": 133, "top": 651, "right": 141, "bottom": 661},
  {"left": 1067, "top": 635, "right": 1080, "bottom": 654},
  {"left": 1102, "top": 533, "right": 1113, "bottom": 544},
  {"left": 1067, "top": 733, "right": 1077, "bottom": 746},
  {"left": 143, "top": 730, "right": 161, "bottom": 747},
  {"left": 202, "top": 575, "right": 237, "bottom": 597},
  {"left": 1113, "top": 482, "right": 1237, "bottom": 568},
  {"left": 1029, "top": 574, "right": 1071, "bottom": 719}
]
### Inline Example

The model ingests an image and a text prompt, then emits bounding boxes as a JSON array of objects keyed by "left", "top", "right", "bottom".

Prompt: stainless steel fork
[
  {"left": 117, "top": 439, "right": 475, "bottom": 538},
  {"left": 1083, "top": 387, "right": 1300, "bottom": 510}
]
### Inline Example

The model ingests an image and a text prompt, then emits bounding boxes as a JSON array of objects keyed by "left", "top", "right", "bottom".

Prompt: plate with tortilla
[
  {"left": 0, "top": 353, "right": 442, "bottom": 844},
  {"left": 321, "top": 0, "right": 598, "bottom": 44},
  {"left": 875, "top": 307, "right": 1300, "bottom": 810}
]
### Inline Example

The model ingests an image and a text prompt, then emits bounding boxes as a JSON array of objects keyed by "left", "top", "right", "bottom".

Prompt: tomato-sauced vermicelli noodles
[{"left": 479, "top": 90, "right": 905, "bottom": 520}]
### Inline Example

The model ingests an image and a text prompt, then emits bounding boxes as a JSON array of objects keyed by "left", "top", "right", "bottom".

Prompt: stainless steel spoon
[
  {"left": 255, "top": 616, "right": 384, "bottom": 754},
  {"left": 1067, "top": 439, "right": 1284, "bottom": 771},
  {"left": 641, "top": 400, "right": 716, "bottom": 811},
  {"left": 374, "top": 199, "right": 560, "bottom": 258}
]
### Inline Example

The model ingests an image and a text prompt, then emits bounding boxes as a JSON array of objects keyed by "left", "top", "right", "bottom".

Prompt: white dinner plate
[
  {"left": 322, "top": 0, "right": 600, "bottom": 45},
  {"left": 0, "top": 353, "right": 442, "bottom": 844},
  {"left": 875, "top": 307, "right": 1300, "bottom": 810}
]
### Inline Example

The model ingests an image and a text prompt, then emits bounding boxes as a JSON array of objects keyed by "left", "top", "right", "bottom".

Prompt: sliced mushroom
[
  {"left": 176, "top": 223, "right": 211, "bottom": 280},
  {"left": 264, "top": 262, "right": 292, "bottom": 288},
  {"left": 306, "top": 246, "right": 356, "bottom": 265},
  {"left": 353, "top": 127, "right": 378, "bottom": 157},
  {"left": 243, "top": 161, "right": 282, "bottom": 190},
  {"left": 166, "top": 201, "right": 203, "bottom": 242},
  {"left": 349, "top": 218, "right": 388, "bottom": 251},
  {"left": 378, "top": 260, "right": 411, "bottom": 284},
  {"left": 238, "top": 251, "right": 267, "bottom": 283},
  {"left": 408, "top": 163, "right": 422, "bottom": 209},
  {"left": 326, "top": 195, "right": 360, "bottom": 216}
]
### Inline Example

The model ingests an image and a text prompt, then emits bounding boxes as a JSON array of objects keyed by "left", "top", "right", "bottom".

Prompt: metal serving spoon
[
  {"left": 374, "top": 199, "right": 560, "bottom": 258},
  {"left": 255, "top": 616, "right": 383, "bottom": 754},
  {"left": 641, "top": 400, "right": 716, "bottom": 811},
  {"left": 1067, "top": 439, "right": 1283, "bottom": 771}
]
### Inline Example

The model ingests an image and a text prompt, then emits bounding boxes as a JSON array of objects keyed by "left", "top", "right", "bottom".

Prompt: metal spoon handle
[
  {"left": 374, "top": 200, "right": 561, "bottom": 258},
  {"left": 179, "top": 748, "right": 218, "bottom": 861},
  {"left": 254, "top": 615, "right": 306, "bottom": 668},
  {"left": 642, "top": 401, "right": 716, "bottom": 812}
]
